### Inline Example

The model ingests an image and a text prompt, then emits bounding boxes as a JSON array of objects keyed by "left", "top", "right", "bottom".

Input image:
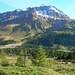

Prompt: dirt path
[{"left": 0, "top": 43, "right": 22, "bottom": 48}]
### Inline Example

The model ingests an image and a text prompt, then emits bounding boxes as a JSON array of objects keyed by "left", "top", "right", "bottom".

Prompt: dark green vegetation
[
  {"left": 27, "top": 33, "right": 75, "bottom": 46},
  {"left": 1, "top": 44, "right": 75, "bottom": 60},
  {"left": 31, "top": 46, "right": 47, "bottom": 66},
  {"left": 0, "top": 38, "right": 15, "bottom": 45}
]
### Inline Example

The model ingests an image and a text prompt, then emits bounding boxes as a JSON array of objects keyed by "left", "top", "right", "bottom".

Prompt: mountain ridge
[
  {"left": 0, "top": 5, "right": 74, "bottom": 44},
  {"left": 0, "top": 5, "right": 70, "bottom": 22}
]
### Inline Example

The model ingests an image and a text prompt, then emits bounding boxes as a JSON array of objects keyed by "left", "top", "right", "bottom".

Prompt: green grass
[
  {"left": 1, "top": 64, "right": 75, "bottom": 75},
  {"left": 0, "top": 56, "right": 75, "bottom": 75},
  {"left": 55, "top": 65, "right": 75, "bottom": 75},
  {"left": 0, "top": 66, "right": 64, "bottom": 75}
]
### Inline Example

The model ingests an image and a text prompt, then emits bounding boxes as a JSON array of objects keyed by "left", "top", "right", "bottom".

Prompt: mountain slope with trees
[{"left": 0, "top": 5, "right": 75, "bottom": 51}]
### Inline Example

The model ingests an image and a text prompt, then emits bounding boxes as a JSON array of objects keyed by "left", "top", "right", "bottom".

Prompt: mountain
[
  {"left": 0, "top": 5, "right": 69, "bottom": 21},
  {"left": 0, "top": 5, "right": 75, "bottom": 45}
]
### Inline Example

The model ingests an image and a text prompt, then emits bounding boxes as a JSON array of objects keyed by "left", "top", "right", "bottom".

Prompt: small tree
[
  {"left": 16, "top": 56, "right": 24, "bottom": 67},
  {"left": 67, "top": 52, "right": 74, "bottom": 59},
  {"left": 0, "top": 49, "right": 6, "bottom": 59},
  {"left": 57, "top": 53, "right": 63, "bottom": 59},
  {"left": 31, "top": 46, "right": 47, "bottom": 67},
  {"left": 0, "top": 49, "right": 9, "bottom": 66},
  {"left": 16, "top": 50, "right": 24, "bottom": 67},
  {"left": 62, "top": 52, "right": 68, "bottom": 59}
]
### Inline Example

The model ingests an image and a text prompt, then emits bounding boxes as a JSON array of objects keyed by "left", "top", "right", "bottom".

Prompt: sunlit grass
[{"left": 0, "top": 56, "right": 75, "bottom": 75}]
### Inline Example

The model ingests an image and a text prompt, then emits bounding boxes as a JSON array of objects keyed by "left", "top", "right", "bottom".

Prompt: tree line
[
  {"left": 1, "top": 44, "right": 75, "bottom": 59},
  {"left": 27, "top": 33, "right": 75, "bottom": 46},
  {"left": 57, "top": 51, "right": 75, "bottom": 60}
]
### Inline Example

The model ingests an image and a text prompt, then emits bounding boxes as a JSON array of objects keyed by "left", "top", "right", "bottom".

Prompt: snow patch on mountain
[
  {"left": 34, "top": 6, "right": 69, "bottom": 19},
  {"left": 15, "top": 8, "right": 27, "bottom": 12},
  {"left": 36, "top": 10, "right": 49, "bottom": 17},
  {"left": 50, "top": 6, "right": 60, "bottom": 13},
  {"left": 22, "top": 8, "right": 27, "bottom": 11}
]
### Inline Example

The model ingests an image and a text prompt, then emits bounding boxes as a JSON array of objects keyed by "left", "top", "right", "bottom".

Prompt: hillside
[{"left": 0, "top": 5, "right": 75, "bottom": 49}]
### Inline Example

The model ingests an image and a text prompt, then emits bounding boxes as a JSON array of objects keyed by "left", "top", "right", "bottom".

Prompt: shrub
[
  {"left": 0, "top": 70, "right": 8, "bottom": 75},
  {"left": 15, "top": 56, "right": 24, "bottom": 67},
  {"left": 1, "top": 59, "right": 10, "bottom": 66}
]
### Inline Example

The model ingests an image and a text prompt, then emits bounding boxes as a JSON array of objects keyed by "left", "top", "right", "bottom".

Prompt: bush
[
  {"left": 0, "top": 70, "right": 8, "bottom": 75},
  {"left": 1, "top": 59, "right": 10, "bottom": 66},
  {"left": 15, "top": 56, "right": 24, "bottom": 67}
]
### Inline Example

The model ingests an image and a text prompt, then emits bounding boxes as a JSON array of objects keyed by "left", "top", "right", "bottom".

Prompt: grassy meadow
[{"left": 0, "top": 56, "right": 75, "bottom": 75}]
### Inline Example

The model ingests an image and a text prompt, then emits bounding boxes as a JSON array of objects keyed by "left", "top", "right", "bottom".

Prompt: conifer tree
[
  {"left": 67, "top": 53, "right": 74, "bottom": 59},
  {"left": 62, "top": 52, "right": 68, "bottom": 59},
  {"left": 57, "top": 52, "right": 63, "bottom": 59},
  {"left": 32, "top": 46, "right": 47, "bottom": 66}
]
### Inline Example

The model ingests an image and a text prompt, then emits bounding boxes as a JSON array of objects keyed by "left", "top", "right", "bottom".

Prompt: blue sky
[{"left": 0, "top": 0, "right": 75, "bottom": 19}]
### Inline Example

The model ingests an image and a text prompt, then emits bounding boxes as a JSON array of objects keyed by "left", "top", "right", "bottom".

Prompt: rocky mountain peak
[
  {"left": 0, "top": 5, "right": 70, "bottom": 21},
  {"left": 33, "top": 6, "right": 69, "bottom": 19}
]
